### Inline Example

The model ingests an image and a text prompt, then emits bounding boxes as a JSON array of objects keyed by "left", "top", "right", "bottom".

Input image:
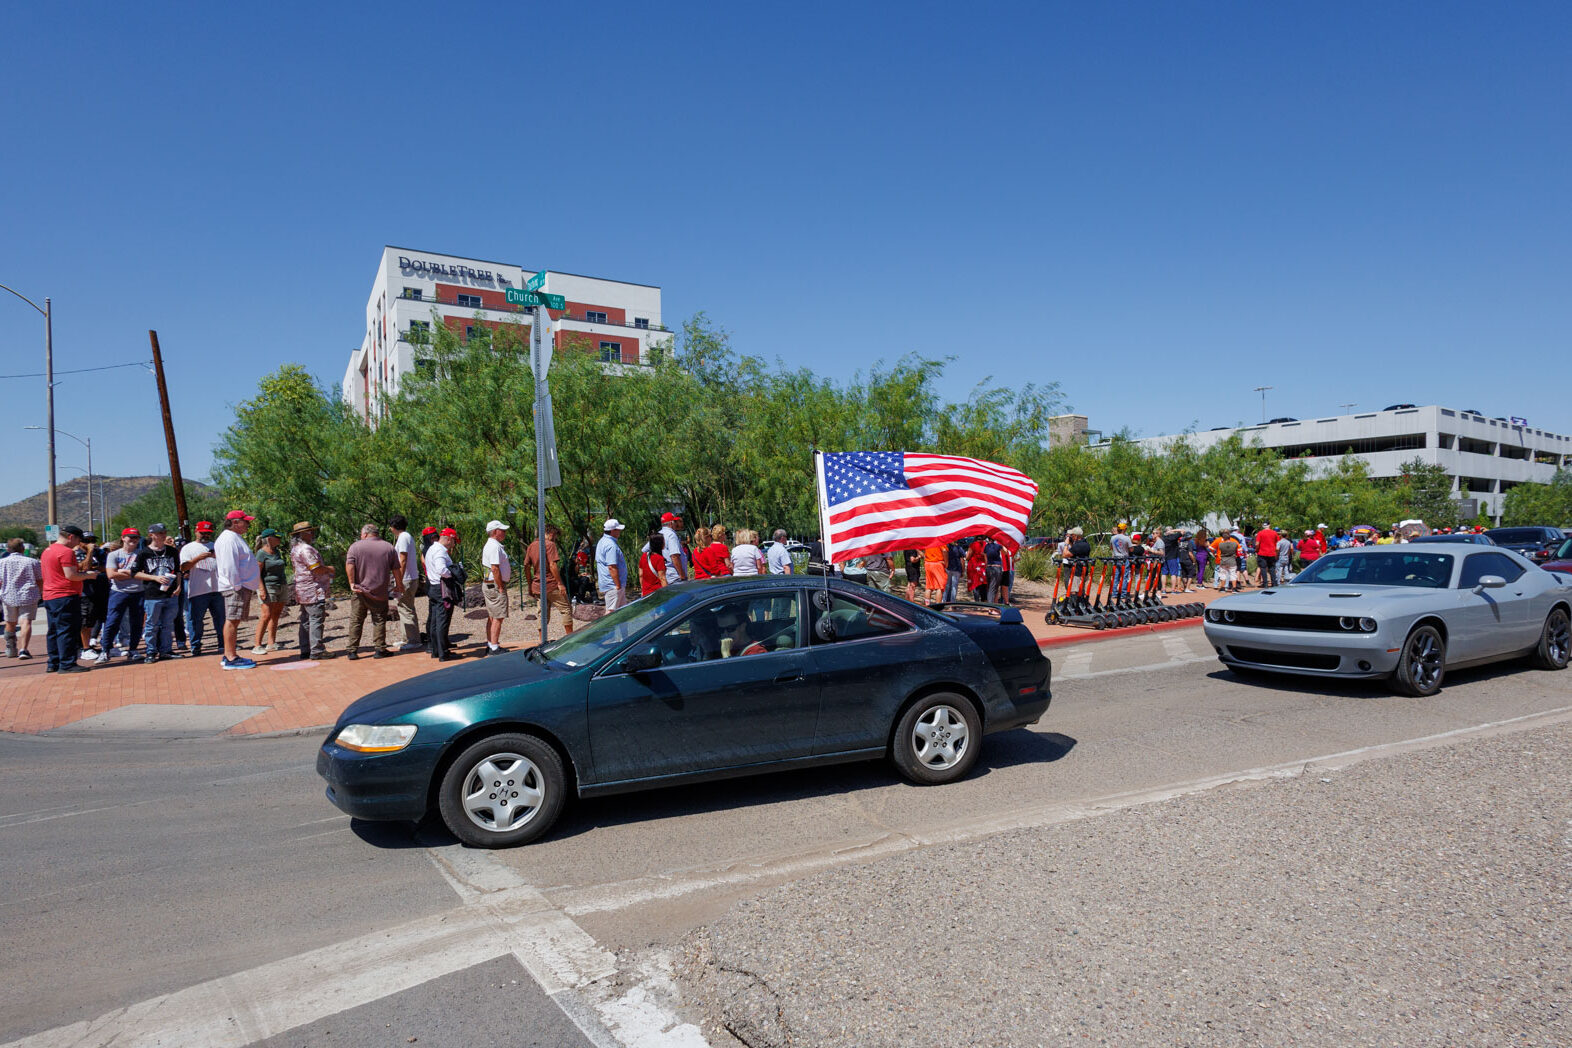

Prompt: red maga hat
[
  {"left": 121, "top": 527, "right": 140, "bottom": 536},
  {"left": 225, "top": 509, "right": 255, "bottom": 521},
  {"left": 421, "top": 526, "right": 438, "bottom": 536},
  {"left": 440, "top": 527, "right": 459, "bottom": 538},
  {"left": 195, "top": 520, "right": 215, "bottom": 531}
]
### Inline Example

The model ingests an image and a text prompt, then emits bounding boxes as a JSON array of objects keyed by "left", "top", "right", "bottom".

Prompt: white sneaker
[
  {"left": 250, "top": 645, "right": 268, "bottom": 656},
  {"left": 93, "top": 650, "right": 111, "bottom": 664}
]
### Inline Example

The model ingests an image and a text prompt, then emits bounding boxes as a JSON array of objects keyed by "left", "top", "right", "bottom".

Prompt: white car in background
[{"left": 1203, "top": 546, "right": 1571, "bottom": 696}]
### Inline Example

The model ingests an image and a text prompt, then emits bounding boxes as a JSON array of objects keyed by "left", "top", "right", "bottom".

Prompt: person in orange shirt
[{"left": 923, "top": 546, "right": 946, "bottom": 604}]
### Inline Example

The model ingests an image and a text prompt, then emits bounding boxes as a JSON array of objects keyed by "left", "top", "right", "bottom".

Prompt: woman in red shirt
[
  {"left": 638, "top": 530, "right": 667, "bottom": 597},
  {"left": 965, "top": 539, "right": 988, "bottom": 601},
  {"left": 692, "top": 524, "right": 733, "bottom": 579}
]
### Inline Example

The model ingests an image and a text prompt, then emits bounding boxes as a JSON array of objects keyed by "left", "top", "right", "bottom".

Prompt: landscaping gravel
[{"left": 676, "top": 723, "right": 1571, "bottom": 1047}]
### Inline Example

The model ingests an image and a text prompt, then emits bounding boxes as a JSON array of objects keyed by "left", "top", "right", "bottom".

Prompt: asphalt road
[{"left": 2, "top": 629, "right": 1568, "bottom": 1047}]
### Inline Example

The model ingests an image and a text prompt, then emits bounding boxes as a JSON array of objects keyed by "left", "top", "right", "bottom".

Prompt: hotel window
[
  {"left": 457, "top": 293, "right": 482, "bottom": 308},
  {"left": 586, "top": 311, "right": 608, "bottom": 324},
  {"left": 465, "top": 325, "right": 479, "bottom": 342},
  {"left": 402, "top": 287, "right": 422, "bottom": 300},
  {"left": 599, "top": 341, "right": 621, "bottom": 362},
  {"left": 633, "top": 317, "right": 649, "bottom": 329}
]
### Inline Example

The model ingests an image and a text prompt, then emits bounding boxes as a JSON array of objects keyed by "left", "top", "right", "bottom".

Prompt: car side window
[
  {"left": 809, "top": 591, "right": 912, "bottom": 644},
  {"left": 1458, "top": 552, "right": 1524, "bottom": 588},
  {"left": 651, "top": 593, "right": 800, "bottom": 666}
]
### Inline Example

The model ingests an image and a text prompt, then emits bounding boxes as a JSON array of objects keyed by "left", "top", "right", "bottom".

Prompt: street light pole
[
  {"left": 1252, "top": 386, "right": 1273, "bottom": 424},
  {"left": 0, "top": 284, "right": 54, "bottom": 529}
]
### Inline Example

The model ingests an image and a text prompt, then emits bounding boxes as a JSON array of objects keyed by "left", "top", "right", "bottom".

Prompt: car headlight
[
  {"left": 1206, "top": 609, "right": 1221, "bottom": 622},
  {"left": 335, "top": 724, "right": 418, "bottom": 753},
  {"left": 1222, "top": 609, "right": 1235, "bottom": 623},
  {"left": 1339, "top": 616, "right": 1358, "bottom": 631},
  {"left": 1359, "top": 617, "right": 1378, "bottom": 632}
]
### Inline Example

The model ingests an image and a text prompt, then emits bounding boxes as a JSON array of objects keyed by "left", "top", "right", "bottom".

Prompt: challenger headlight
[
  {"left": 336, "top": 724, "right": 418, "bottom": 753},
  {"left": 1339, "top": 616, "right": 1358, "bottom": 631},
  {"left": 1222, "top": 610, "right": 1235, "bottom": 623},
  {"left": 1206, "top": 609, "right": 1222, "bottom": 623},
  {"left": 1359, "top": 617, "right": 1378, "bottom": 632}
]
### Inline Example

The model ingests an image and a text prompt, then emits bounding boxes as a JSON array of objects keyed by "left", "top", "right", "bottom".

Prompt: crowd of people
[
  {"left": 3, "top": 505, "right": 1043, "bottom": 674},
  {"left": 1050, "top": 520, "right": 1463, "bottom": 594}
]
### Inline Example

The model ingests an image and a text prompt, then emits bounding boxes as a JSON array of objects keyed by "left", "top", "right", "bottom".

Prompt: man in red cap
[
  {"left": 180, "top": 521, "right": 224, "bottom": 657},
  {"left": 215, "top": 510, "right": 261, "bottom": 669},
  {"left": 424, "top": 526, "right": 461, "bottom": 661},
  {"left": 100, "top": 527, "right": 147, "bottom": 663},
  {"left": 659, "top": 512, "right": 688, "bottom": 585}
]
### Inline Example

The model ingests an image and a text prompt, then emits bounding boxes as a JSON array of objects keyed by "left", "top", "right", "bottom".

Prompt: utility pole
[
  {"left": 1252, "top": 385, "right": 1273, "bottom": 424},
  {"left": 1339, "top": 403, "right": 1357, "bottom": 414},
  {"left": 45, "top": 298, "right": 55, "bottom": 530},
  {"left": 148, "top": 331, "right": 191, "bottom": 541}
]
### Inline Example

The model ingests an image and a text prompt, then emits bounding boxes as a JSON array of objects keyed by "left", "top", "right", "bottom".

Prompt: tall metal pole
[
  {"left": 45, "top": 298, "right": 57, "bottom": 529},
  {"left": 148, "top": 331, "right": 191, "bottom": 541},
  {"left": 85, "top": 436, "right": 95, "bottom": 537},
  {"left": 535, "top": 304, "right": 549, "bottom": 646},
  {"left": 1252, "top": 385, "right": 1273, "bottom": 424}
]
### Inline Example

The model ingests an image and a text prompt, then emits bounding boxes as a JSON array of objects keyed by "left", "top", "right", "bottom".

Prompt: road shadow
[
  {"left": 1207, "top": 658, "right": 1536, "bottom": 700},
  {"left": 352, "top": 728, "right": 1080, "bottom": 849}
]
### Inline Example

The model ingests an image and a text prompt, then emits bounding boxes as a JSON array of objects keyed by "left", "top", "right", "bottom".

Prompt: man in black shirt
[
  {"left": 132, "top": 523, "right": 183, "bottom": 662},
  {"left": 982, "top": 538, "right": 1004, "bottom": 603},
  {"left": 1160, "top": 527, "right": 1182, "bottom": 593},
  {"left": 944, "top": 541, "right": 964, "bottom": 603}
]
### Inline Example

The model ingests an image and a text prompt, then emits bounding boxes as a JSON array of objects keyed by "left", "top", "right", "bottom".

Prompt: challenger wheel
[
  {"left": 1394, "top": 624, "right": 1446, "bottom": 697},
  {"left": 1531, "top": 607, "right": 1570, "bottom": 671}
]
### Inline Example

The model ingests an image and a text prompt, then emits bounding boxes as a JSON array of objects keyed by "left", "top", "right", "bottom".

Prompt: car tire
[
  {"left": 1530, "top": 606, "right": 1570, "bottom": 671},
  {"left": 890, "top": 692, "right": 982, "bottom": 786},
  {"left": 438, "top": 733, "right": 565, "bottom": 848},
  {"left": 1393, "top": 624, "right": 1446, "bottom": 697}
]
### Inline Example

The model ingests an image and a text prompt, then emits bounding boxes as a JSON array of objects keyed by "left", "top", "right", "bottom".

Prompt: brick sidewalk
[{"left": 0, "top": 584, "right": 1234, "bottom": 737}]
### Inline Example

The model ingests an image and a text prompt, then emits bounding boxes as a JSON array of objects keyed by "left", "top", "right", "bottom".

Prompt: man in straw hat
[{"left": 289, "top": 521, "right": 335, "bottom": 660}]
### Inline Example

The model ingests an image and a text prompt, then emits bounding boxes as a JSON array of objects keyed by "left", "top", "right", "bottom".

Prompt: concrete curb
[{"left": 1037, "top": 614, "right": 1203, "bottom": 649}]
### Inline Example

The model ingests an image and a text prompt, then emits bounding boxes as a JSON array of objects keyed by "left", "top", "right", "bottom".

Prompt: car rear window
[{"left": 1487, "top": 528, "right": 1553, "bottom": 544}]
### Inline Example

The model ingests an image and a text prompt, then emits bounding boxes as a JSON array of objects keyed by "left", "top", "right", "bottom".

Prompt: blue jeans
[
  {"left": 44, "top": 595, "right": 82, "bottom": 670},
  {"left": 142, "top": 595, "right": 179, "bottom": 656},
  {"left": 102, "top": 589, "right": 145, "bottom": 656},
  {"left": 943, "top": 569, "right": 961, "bottom": 602},
  {"left": 185, "top": 592, "right": 225, "bottom": 652}
]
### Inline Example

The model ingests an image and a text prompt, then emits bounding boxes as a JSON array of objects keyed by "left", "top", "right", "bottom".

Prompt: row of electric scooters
[{"left": 1046, "top": 556, "right": 1206, "bottom": 629}]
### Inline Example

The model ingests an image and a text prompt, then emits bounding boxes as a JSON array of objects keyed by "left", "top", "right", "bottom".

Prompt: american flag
[{"left": 816, "top": 451, "right": 1039, "bottom": 564}]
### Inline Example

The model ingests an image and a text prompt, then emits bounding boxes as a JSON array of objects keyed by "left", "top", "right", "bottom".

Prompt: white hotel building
[
  {"left": 343, "top": 246, "right": 671, "bottom": 420},
  {"left": 1102, "top": 406, "right": 1572, "bottom": 521}
]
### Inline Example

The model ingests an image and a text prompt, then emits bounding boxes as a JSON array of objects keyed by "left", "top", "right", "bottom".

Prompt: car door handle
[{"left": 773, "top": 671, "right": 806, "bottom": 685}]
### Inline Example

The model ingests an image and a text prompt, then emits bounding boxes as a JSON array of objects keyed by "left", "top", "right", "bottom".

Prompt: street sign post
[
  {"left": 524, "top": 270, "right": 547, "bottom": 293},
  {"left": 531, "top": 302, "right": 561, "bottom": 644},
  {"left": 506, "top": 288, "right": 565, "bottom": 310}
]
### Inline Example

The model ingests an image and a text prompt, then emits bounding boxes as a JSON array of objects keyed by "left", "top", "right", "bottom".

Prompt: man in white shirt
[
  {"left": 214, "top": 510, "right": 261, "bottom": 669},
  {"left": 179, "top": 521, "right": 225, "bottom": 657},
  {"left": 389, "top": 514, "right": 422, "bottom": 651},
  {"left": 424, "top": 527, "right": 458, "bottom": 661},
  {"left": 481, "top": 520, "right": 511, "bottom": 655},
  {"left": 658, "top": 512, "right": 688, "bottom": 584},
  {"left": 596, "top": 519, "right": 627, "bottom": 611},
  {"left": 767, "top": 529, "right": 794, "bottom": 575}
]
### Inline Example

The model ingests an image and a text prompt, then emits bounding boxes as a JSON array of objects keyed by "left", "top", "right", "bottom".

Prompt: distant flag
[{"left": 815, "top": 451, "right": 1039, "bottom": 564}]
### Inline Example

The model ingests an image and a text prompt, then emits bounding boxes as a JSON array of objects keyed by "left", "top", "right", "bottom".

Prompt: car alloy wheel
[
  {"left": 891, "top": 692, "right": 982, "bottom": 786},
  {"left": 1532, "top": 607, "right": 1570, "bottom": 671},
  {"left": 1394, "top": 624, "right": 1446, "bottom": 697},
  {"left": 438, "top": 732, "right": 566, "bottom": 848}
]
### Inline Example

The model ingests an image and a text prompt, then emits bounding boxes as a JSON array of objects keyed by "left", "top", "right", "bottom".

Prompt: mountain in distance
[{"left": 0, "top": 475, "right": 217, "bottom": 532}]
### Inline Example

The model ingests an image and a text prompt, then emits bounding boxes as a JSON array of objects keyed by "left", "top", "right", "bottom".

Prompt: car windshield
[
  {"left": 535, "top": 587, "right": 691, "bottom": 668},
  {"left": 1487, "top": 528, "right": 1550, "bottom": 545},
  {"left": 1556, "top": 538, "right": 1572, "bottom": 560},
  {"left": 1290, "top": 551, "right": 1453, "bottom": 588}
]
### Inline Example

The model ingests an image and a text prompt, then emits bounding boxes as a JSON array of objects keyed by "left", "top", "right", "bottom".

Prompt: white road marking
[
  {"left": 1059, "top": 655, "right": 1213, "bottom": 681},
  {"left": 1161, "top": 632, "right": 1197, "bottom": 661},
  {"left": 0, "top": 800, "right": 155, "bottom": 829},
  {"left": 1056, "top": 649, "right": 1093, "bottom": 678}
]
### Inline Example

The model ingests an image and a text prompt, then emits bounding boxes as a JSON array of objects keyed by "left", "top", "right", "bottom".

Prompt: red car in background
[{"left": 1543, "top": 537, "right": 1572, "bottom": 577}]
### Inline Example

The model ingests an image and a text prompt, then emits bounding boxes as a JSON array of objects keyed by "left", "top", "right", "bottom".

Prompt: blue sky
[{"left": 3, "top": 2, "right": 1569, "bottom": 510}]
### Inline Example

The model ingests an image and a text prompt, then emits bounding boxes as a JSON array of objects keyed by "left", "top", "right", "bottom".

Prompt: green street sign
[
  {"left": 505, "top": 289, "right": 565, "bottom": 310},
  {"left": 524, "top": 271, "right": 547, "bottom": 292}
]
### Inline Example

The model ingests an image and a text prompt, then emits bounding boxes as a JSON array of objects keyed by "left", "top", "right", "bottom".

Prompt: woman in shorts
[{"left": 253, "top": 528, "right": 288, "bottom": 654}]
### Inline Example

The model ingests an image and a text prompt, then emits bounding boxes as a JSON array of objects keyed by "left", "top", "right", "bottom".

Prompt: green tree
[
  {"left": 108, "top": 479, "right": 228, "bottom": 538},
  {"left": 1500, "top": 470, "right": 1572, "bottom": 527}
]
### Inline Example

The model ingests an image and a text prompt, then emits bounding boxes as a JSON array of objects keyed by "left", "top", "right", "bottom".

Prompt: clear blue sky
[{"left": 3, "top": 2, "right": 1569, "bottom": 511}]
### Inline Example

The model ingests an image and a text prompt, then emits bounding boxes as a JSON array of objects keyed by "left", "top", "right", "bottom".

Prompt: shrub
[{"left": 1014, "top": 548, "right": 1052, "bottom": 583}]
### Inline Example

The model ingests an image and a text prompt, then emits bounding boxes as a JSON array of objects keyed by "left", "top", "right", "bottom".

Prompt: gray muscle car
[{"left": 1203, "top": 546, "right": 1571, "bottom": 696}]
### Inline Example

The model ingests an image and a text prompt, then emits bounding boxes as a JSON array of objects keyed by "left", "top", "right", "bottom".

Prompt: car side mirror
[
  {"left": 625, "top": 647, "right": 661, "bottom": 674},
  {"left": 1473, "top": 574, "right": 1507, "bottom": 593}
]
